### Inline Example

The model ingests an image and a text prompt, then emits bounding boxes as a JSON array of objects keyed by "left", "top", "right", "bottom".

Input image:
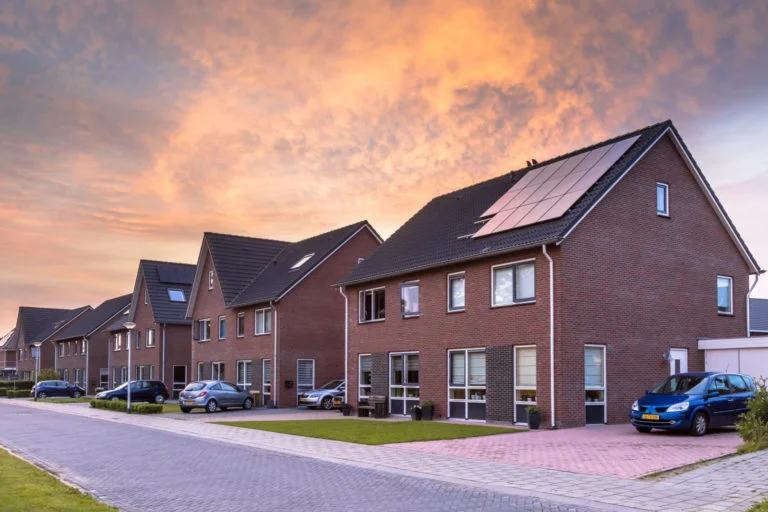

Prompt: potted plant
[
  {"left": 526, "top": 405, "right": 541, "bottom": 430},
  {"left": 410, "top": 404, "right": 422, "bottom": 421},
  {"left": 341, "top": 403, "right": 353, "bottom": 416},
  {"left": 421, "top": 400, "right": 434, "bottom": 421}
]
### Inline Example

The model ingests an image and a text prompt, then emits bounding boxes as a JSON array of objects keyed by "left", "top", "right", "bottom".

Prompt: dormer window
[
  {"left": 208, "top": 270, "right": 214, "bottom": 291},
  {"left": 291, "top": 253, "right": 315, "bottom": 270},
  {"left": 168, "top": 289, "right": 186, "bottom": 302}
]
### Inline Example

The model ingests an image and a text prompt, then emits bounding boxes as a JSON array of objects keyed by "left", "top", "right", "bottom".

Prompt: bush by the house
[
  {"left": 36, "top": 368, "right": 60, "bottom": 382},
  {"left": 0, "top": 388, "right": 7, "bottom": 397},
  {"left": 738, "top": 378, "right": 768, "bottom": 453},
  {"left": 0, "top": 380, "right": 34, "bottom": 390},
  {"left": 89, "top": 400, "right": 163, "bottom": 414},
  {"left": 7, "top": 390, "right": 30, "bottom": 398}
]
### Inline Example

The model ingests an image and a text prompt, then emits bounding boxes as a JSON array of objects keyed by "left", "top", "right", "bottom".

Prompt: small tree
[
  {"left": 737, "top": 378, "right": 768, "bottom": 453},
  {"left": 37, "top": 368, "right": 60, "bottom": 382}
]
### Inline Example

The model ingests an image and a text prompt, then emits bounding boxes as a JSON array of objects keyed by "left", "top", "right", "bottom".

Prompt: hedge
[
  {"left": 0, "top": 380, "right": 34, "bottom": 390},
  {"left": 0, "top": 388, "right": 7, "bottom": 397},
  {"left": 7, "top": 389, "right": 31, "bottom": 398},
  {"left": 89, "top": 400, "right": 163, "bottom": 415}
]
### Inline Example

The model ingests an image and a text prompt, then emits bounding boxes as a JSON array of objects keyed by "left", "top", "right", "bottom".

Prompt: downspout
[
  {"left": 162, "top": 324, "right": 167, "bottom": 384},
  {"left": 271, "top": 301, "right": 278, "bottom": 407},
  {"left": 84, "top": 337, "right": 89, "bottom": 394},
  {"left": 339, "top": 286, "right": 349, "bottom": 404},
  {"left": 107, "top": 335, "right": 111, "bottom": 388},
  {"left": 746, "top": 272, "right": 762, "bottom": 338},
  {"left": 542, "top": 245, "right": 556, "bottom": 428}
]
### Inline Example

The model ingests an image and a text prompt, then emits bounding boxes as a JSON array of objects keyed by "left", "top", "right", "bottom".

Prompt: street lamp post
[{"left": 124, "top": 322, "right": 136, "bottom": 411}]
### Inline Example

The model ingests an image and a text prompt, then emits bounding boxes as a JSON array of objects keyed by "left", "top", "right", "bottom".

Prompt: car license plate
[
  {"left": 300, "top": 398, "right": 307, "bottom": 402},
  {"left": 184, "top": 400, "right": 194, "bottom": 405},
  {"left": 642, "top": 414, "right": 660, "bottom": 420}
]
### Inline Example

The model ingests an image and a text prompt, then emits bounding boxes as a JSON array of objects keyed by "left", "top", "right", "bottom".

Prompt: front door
[
  {"left": 669, "top": 348, "right": 688, "bottom": 375},
  {"left": 172, "top": 366, "right": 187, "bottom": 399}
]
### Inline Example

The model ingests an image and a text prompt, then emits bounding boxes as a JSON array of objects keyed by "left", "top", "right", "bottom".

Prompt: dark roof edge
[{"left": 38, "top": 307, "right": 92, "bottom": 345}]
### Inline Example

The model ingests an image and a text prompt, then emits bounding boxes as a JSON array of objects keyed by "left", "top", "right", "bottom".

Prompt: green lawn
[
  {"left": 0, "top": 448, "right": 113, "bottom": 511},
  {"left": 215, "top": 419, "right": 520, "bottom": 445},
  {"left": 161, "top": 403, "right": 181, "bottom": 413},
  {"left": 750, "top": 500, "right": 768, "bottom": 512},
  {"left": 43, "top": 398, "right": 93, "bottom": 404}
]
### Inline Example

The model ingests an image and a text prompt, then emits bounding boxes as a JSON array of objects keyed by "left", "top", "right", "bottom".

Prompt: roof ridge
[
  {"left": 204, "top": 231, "right": 290, "bottom": 244},
  {"left": 139, "top": 259, "right": 196, "bottom": 267}
]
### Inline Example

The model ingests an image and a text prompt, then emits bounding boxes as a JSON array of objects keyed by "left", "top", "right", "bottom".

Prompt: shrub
[
  {"left": 37, "top": 368, "right": 61, "bottom": 381},
  {"left": 89, "top": 400, "right": 162, "bottom": 414},
  {"left": 0, "top": 388, "right": 7, "bottom": 397},
  {"left": 738, "top": 378, "right": 768, "bottom": 453},
  {"left": 0, "top": 380, "right": 34, "bottom": 390},
  {"left": 7, "top": 389, "right": 31, "bottom": 398}
]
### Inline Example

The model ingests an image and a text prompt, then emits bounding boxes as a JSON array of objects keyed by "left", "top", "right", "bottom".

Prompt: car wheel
[
  {"left": 205, "top": 400, "right": 218, "bottom": 413},
  {"left": 38, "top": 392, "right": 47, "bottom": 399},
  {"left": 153, "top": 394, "right": 165, "bottom": 404},
  {"left": 181, "top": 407, "right": 191, "bottom": 414},
  {"left": 321, "top": 396, "right": 334, "bottom": 410},
  {"left": 110, "top": 396, "right": 121, "bottom": 401},
  {"left": 243, "top": 397, "right": 253, "bottom": 410},
  {"left": 635, "top": 426, "right": 652, "bottom": 433},
  {"left": 73, "top": 391, "right": 82, "bottom": 399},
  {"left": 691, "top": 412, "right": 708, "bottom": 436}
]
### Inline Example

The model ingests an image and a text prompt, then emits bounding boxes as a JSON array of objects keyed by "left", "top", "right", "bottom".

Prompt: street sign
[{"left": 31, "top": 347, "right": 40, "bottom": 359}]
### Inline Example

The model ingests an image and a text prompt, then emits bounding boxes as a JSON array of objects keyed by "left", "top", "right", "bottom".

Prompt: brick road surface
[{"left": 0, "top": 403, "right": 608, "bottom": 512}]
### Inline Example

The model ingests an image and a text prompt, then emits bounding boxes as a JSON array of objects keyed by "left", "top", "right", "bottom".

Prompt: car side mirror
[
  {"left": 645, "top": 390, "right": 651, "bottom": 395},
  {"left": 706, "top": 390, "right": 719, "bottom": 398}
]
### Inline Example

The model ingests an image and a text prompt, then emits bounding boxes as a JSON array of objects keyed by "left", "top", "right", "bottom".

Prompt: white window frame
[
  {"left": 717, "top": 275, "right": 733, "bottom": 315},
  {"left": 291, "top": 253, "right": 315, "bottom": 270},
  {"left": 146, "top": 328, "right": 156, "bottom": 347},
  {"left": 114, "top": 333, "right": 122, "bottom": 351},
  {"left": 359, "top": 354, "right": 372, "bottom": 399},
  {"left": 359, "top": 287, "right": 386, "bottom": 323},
  {"left": 63, "top": 368, "right": 69, "bottom": 383},
  {"left": 296, "top": 359, "right": 315, "bottom": 396},
  {"left": 263, "top": 359, "right": 272, "bottom": 402},
  {"left": 236, "top": 313, "right": 245, "bottom": 338},
  {"left": 81, "top": 340, "right": 87, "bottom": 355},
  {"left": 120, "top": 366, "right": 128, "bottom": 385},
  {"left": 144, "top": 289, "right": 148, "bottom": 305},
  {"left": 389, "top": 351, "right": 420, "bottom": 414},
  {"left": 491, "top": 258, "right": 536, "bottom": 307},
  {"left": 585, "top": 344, "right": 607, "bottom": 424},
  {"left": 254, "top": 308, "right": 271, "bottom": 335},
  {"left": 208, "top": 270, "right": 214, "bottom": 291},
  {"left": 656, "top": 182, "right": 669, "bottom": 217},
  {"left": 447, "top": 348, "right": 486, "bottom": 419},
  {"left": 74, "top": 368, "right": 81, "bottom": 387},
  {"left": 218, "top": 316, "right": 227, "bottom": 340},
  {"left": 212, "top": 361, "right": 224, "bottom": 380},
  {"left": 236, "top": 360, "right": 252, "bottom": 391},
  {"left": 197, "top": 362, "right": 205, "bottom": 381},
  {"left": 447, "top": 272, "right": 466, "bottom": 313},
  {"left": 136, "top": 365, "right": 145, "bottom": 380},
  {"left": 58, "top": 343, "right": 64, "bottom": 357},
  {"left": 514, "top": 345, "right": 537, "bottom": 423},
  {"left": 198, "top": 319, "right": 211, "bottom": 342},
  {"left": 148, "top": 365, "right": 155, "bottom": 380},
  {"left": 400, "top": 281, "right": 420, "bottom": 318}
]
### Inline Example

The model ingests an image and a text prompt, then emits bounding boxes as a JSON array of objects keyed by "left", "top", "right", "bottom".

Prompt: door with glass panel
[
  {"left": 514, "top": 346, "right": 537, "bottom": 423},
  {"left": 448, "top": 350, "right": 486, "bottom": 420},
  {"left": 296, "top": 359, "right": 315, "bottom": 405},
  {"left": 585, "top": 345, "right": 606, "bottom": 424},
  {"left": 262, "top": 359, "right": 272, "bottom": 406},
  {"left": 236, "top": 360, "right": 253, "bottom": 391},
  {"left": 389, "top": 353, "right": 419, "bottom": 415}
]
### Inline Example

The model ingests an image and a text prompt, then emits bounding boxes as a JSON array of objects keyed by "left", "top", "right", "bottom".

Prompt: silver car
[
  {"left": 298, "top": 379, "right": 345, "bottom": 410},
  {"left": 179, "top": 380, "right": 255, "bottom": 413}
]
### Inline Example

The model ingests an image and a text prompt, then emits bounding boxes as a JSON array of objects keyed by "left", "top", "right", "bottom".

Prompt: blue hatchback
[{"left": 630, "top": 372, "right": 756, "bottom": 436}]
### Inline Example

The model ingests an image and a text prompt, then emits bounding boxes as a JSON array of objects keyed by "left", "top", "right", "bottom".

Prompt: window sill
[
  {"left": 236, "top": 335, "right": 245, "bottom": 339},
  {"left": 718, "top": 312, "right": 734, "bottom": 316},
  {"left": 254, "top": 332, "right": 271, "bottom": 337},
  {"left": 491, "top": 300, "right": 536, "bottom": 309},
  {"left": 447, "top": 308, "right": 465, "bottom": 314},
  {"left": 146, "top": 345, "right": 156, "bottom": 348},
  {"left": 358, "top": 319, "right": 386, "bottom": 325},
  {"left": 197, "top": 339, "right": 210, "bottom": 343},
  {"left": 657, "top": 213, "right": 670, "bottom": 218},
  {"left": 402, "top": 314, "right": 420, "bottom": 319}
]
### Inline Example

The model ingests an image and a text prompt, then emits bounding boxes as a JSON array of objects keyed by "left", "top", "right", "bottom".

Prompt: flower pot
[
  {"left": 341, "top": 404, "right": 352, "bottom": 416},
  {"left": 528, "top": 411, "right": 541, "bottom": 430},
  {"left": 421, "top": 405, "right": 433, "bottom": 421},
  {"left": 410, "top": 406, "right": 422, "bottom": 421}
]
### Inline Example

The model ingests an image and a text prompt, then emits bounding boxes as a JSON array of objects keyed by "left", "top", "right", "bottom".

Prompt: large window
[
  {"left": 255, "top": 309, "right": 271, "bottom": 335},
  {"left": 514, "top": 346, "right": 536, "bottom": 423},
  {"left": 218, "top": 316, "right": 227, "bottom": 339},
  {"left": 58, "top": 343, "right": 64, "bottom": 357},
  {"left": 263, "top": 359, "right": 272, "bottom": 404},
  {"left": 197, "top": 362, "right": 205, "bottom": 381},
  {"left": 585, "top": 345, "right": 606, "bottom": 424},
  {"left": 146, "top": 328, "right": 156, "bottom": 347},
  {"left": 389, "top": 353, "right": 419, "bottom": 415},
  {"left": 63, "top": 368, "right": 69, "bottom": 383},
  {"left": 656, "top": 182, "right": 669, "bottom": 216},
  {"left": 114, "top": 333, "right": 122, "bottom": 351},
  {"left": 360, "top": 288, "right": 386, "bottom": 322},
  {"left": 237, "top": 313, "right": 245, "bottom": 338},
  {"left": 447, "top": 273, "right": 466, "bottom": 312},
  {"left": 448, "top": 349, "right": 486, "bottom": 420},
  {"left": 400, "top": 282, "right": 420, "bottom": 317},
  {"left": 136, "top": 365, "right": 145, "bottom": 380},
  {"left": 74, "top": 368, "right": 82, "bottom": 387},
  {"left": 359, "top": 355, "right": 372, "bottom": 399},
  {"left": 120, "top": 366, "right": 128, "bottom": 385},
  {"left": 237, "top": 360, "right": 253, "bottom": 391},
  {"left": 297, "top": 359, "right": 315, "bottom": 398},
  {"left": 717, "top": 275, "right": 733, "bottom": 314},
  {"left": 198, "top": 319, "right": 211, "bottom": 342},
  {"left": 492, "top": 261, "right": 535, "bottom": 307},
  {"left": 212, "top": 361, "right": 224, "bottom": 380},
  {"left": 148, "top": 365, "right": 155, "bottom": 380}
]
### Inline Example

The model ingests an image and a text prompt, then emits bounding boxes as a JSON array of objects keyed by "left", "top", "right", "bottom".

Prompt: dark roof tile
[{"left": 51, "top": 294, "right": 132, "bottom": 341}]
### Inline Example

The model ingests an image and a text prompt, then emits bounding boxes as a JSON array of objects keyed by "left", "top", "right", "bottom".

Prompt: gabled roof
[
  {"left": 51, "top": 294, "right": 132, "bottom": 341},
  {"left": 338, "top": 120, "right": 760, "bottom": 287},
  {"left": 751, "top": 298, "right": 768, "bottom": 333},
  {"left": 0, "top": 329, "right": 16, "bottom": 350},
  {"left": 106, "top": 310, "right": 130, "bottom": 333},
  {"left": 15, "top": 306, "right": 91, "bottom": 347},
  {"left": 230, "top": 221, "right": 380, "bottom": 307},
  {"left": 129, "top": 260, "right": 197, "bottom": 325}
]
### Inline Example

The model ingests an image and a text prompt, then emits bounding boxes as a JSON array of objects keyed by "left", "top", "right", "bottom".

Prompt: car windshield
[
  {"left": 651, "top": 375, "right": 709, "bottom": 395},
  {"left": 114, "top": 383, "right": 128, "bottom": 391},
  {"left": 184, "top": 382, "right": 206, "bottom": 391},
  {"left": 320, "top": 380, "right": 343, "bottom": 390}
]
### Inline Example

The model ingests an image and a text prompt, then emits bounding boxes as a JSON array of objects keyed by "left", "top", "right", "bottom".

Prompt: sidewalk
[{"left": 5, "top": 399, "right": 767, "bottom": 512}]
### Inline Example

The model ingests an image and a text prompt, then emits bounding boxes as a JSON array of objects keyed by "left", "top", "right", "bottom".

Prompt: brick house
[
  {"left": 337, "top": 120, "right": 762, "bottom": 428},
  {"left": 49, "top": 294, "right": 131, "bottom": 394},
  {"left": 107, "top": 260, "right": 195, "bottom": 398},
  {"left": 750, "top": 298, "right": 768, "bottom": 336},
  {"left": 11, "top": 306, "right": 91, "bottom": 381},
  {"left": 186, "top": 221, "right": 381, "bottom": 407},
  {"left": 0, "top": 329, "right": 17, "bottom": 379}
]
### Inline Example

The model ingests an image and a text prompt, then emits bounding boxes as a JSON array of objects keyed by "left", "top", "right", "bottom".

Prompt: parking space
[{"left": 387, "top": 423, "right": 741, "bottom": 479}]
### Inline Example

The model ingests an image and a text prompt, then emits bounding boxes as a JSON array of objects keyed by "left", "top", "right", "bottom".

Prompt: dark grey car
[{"left": 178, "top": 380, "right": 255, "bottom": 413}]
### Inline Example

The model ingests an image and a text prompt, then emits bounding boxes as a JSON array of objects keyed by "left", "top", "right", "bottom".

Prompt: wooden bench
[{"left": 358, "top": 395, "right": 387, "bottom": 418}]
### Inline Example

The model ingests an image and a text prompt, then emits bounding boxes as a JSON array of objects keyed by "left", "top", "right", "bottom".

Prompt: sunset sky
[{"left": 2, "top": 1, "right": 768, "bottom": 333}]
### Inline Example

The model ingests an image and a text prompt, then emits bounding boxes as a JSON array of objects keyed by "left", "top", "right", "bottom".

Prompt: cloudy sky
[{"left": 1, "top": 0, "right": 768, "bottom": 333}]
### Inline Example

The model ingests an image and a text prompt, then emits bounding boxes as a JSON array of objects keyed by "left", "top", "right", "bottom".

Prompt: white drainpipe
[
  {"left": 542, "top": 244, "right": 556, "bottom": 428},
  {"left": 84, "top": 337, "right": 89, "bottom": 394},
  {"left": 747, "top": 272, "right": 762, "bottom": 337},
  {"left": 271, "top": 301, "right": 278, "bottom": 407},
  {"left": 162, "top": 324, "right": 167, "bottom": 384},
  {"left": 339, "top": 286, "right": 349, "bottom": 404}
]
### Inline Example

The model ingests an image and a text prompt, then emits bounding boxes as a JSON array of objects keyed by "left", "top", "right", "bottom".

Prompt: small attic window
[
  {"left": 291, "top": 253, "right": 315, "bottom": 270},
  {"left": 168, "top": 289, "right": 186, "bottom": 302}
]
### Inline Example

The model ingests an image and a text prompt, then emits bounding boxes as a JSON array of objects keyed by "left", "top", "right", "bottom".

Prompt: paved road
[{"left": 0, "top": 405, "right": 605, "bottom": 512}]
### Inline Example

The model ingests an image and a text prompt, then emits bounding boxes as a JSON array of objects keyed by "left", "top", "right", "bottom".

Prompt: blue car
[
  {"left": 630, "top": 372, "right": 756, "bottom": 436},
  {"left": 31, "top": 380, "right": 86, "bottom": 399}
]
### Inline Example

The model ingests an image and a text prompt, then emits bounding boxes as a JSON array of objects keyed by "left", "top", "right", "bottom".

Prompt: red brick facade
[{"left": 346, "top": 133, "right": 753, "bottom": 427}]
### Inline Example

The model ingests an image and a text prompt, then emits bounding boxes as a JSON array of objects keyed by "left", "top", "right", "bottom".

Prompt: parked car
[
  {"left": 94, "top": 380, "right": 170, "bottom": 404},
  {"left": 178, "top": 381, "right": 254, "bottom": 413},
  {"left": 298, "top": 379, "right": 345, "bottom": 410},
  {"left": 630, "top": 372, "right": 756, "bottom": 436},
  {"left": 31, "top": 380, "right": 86, "bottom": 399}
]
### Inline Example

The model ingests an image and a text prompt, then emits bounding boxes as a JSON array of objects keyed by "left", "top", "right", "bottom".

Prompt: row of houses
[{"left": 1, "top": 120, "right": 765, "bottom": 427}]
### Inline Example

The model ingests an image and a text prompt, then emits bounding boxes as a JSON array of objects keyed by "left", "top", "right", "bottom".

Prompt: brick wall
[
  {"left": 370, "top": 352, "right": 389, "bottom": 396},
  {"left": 486, "top": 345, "right": 515, "bottom": 423}
]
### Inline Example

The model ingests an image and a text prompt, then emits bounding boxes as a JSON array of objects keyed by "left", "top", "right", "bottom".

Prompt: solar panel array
[
  {"left": 472, "top": 135, "right": 640, "bottom": 238},
  {"left": 156, "top": 263, "right": 196, "bottom": 285}
]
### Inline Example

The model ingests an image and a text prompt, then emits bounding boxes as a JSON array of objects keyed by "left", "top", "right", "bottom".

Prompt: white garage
[{"left": 699, "top": 337, "right": 768, "bottom": 381}]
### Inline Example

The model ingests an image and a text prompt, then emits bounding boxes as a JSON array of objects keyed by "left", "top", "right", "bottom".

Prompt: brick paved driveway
[{"left": 388, "top": 423, "right": 741, "bottom": 479}]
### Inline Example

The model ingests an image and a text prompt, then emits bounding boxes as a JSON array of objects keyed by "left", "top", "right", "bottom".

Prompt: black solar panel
[{"left": 156, "top": 263, "right": 195, "bottom": 285}]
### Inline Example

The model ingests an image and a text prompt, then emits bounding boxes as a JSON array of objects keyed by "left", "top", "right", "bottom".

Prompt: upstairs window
[
  {"left": 360, "top": 288, "right": 386, "bottom": 323},
  {"left": 236, "top": 313, "right": 245, "bottom": 338},
  {"left": 208, "top": 270, "right": 214, "bottom": 291},
  {"left": 146, "top": 328, "right": 156, "bottom": 347},
  {"left": 144, "top": 289, "right": 148, "bottom": 305},
  {"left": 135, "top": 331, "right": 141, "bottom": 350},
  {"left": 255, "top": 309, "right": 271, "bottom": 335},
  {"left": 448, "top": 273, "right": 466, "bottom": 312},
  {"left": 291, "top": 253, "right": 315, "bottom": 270},
  {"left": 400, "top": 282, "right": 420, "bottom": 317},
  {"left": 168, "top": 289, "right": 186, "bottom": 302},
  {"left": 717, "top": 275, "right": 733, "bottom": 314},
  {"left": 656, "top": 182, "right": 669, "bottom": 216},
  {"left": 492, "top": 261, "right": 535, "bottom": 307},
  {"left": 114, "top": 333, "right": 123, "bottom": 351},
  {"left": 58, "top": 343, "right": 64, "bottom": 357},
  {"left": 218, "top": 316, "right": 227, "bottom": 339},
  {"left": 81, "top": 340, "right": 87, "bottom": 355},
  {"left": 198, "top": 319, "right": 211, "bottom": 341}
]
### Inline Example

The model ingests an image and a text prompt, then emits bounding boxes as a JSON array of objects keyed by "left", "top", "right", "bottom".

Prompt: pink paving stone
[{"left": 387, "top": 423, "right": 741, "bottom": 479}]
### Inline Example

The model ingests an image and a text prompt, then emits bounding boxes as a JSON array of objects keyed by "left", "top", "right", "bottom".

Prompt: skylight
[
  {"left": 168, "top": 289, "right": 186, "bottom": 302},
  {"left": 291, "top": 253, "right": 315, "bottom": 270}
]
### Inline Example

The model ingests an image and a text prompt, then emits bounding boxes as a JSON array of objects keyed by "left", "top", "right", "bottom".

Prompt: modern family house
[
  {"left": 0, "top": 329, "right": 17, "bottom": 379},
  {"left": 11, "top": 306, "right": 91, "bottom": 381},
  {"left": 338, "top": 120, "right": 762, "bottom": 428},
  {"left": 107, "top": 260, "right": 195, "bottom": 398},
  {"left": 49, "top": 294, "right": 131, "bottom": 394},
  {"left": 750, "top": 298, "right": 768, "bottom": 336},
  {"left": 187, "top": 221, "right": 381, "bottom": 407}
]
